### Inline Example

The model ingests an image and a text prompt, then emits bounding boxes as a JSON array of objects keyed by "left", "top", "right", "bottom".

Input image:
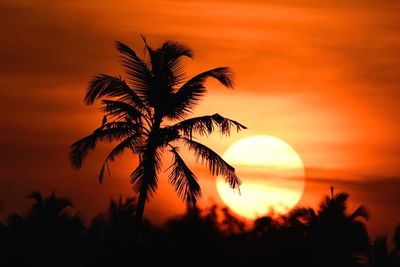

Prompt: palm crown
[{"left": 70, "top": 36, "right": 246, "bottom": 222}]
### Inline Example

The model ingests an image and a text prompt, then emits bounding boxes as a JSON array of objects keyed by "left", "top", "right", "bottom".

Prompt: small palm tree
[
  {"left": 70, "top": 36, "right": 246, "bottom": 223},
  {"left": 18, "top": 191, "right": 84, "bottom": 234},
  {"left": 307, "top": 189, "right": 369, "bottom": 266},
  {"left": 107, "top": 196, "right": 137, "bottom": 228},
  {"left": 317, "top": 190, "right": 369, "bottom": 235},
  {"left": 25, "top": 191, "right": 77, "bottom": 224}
]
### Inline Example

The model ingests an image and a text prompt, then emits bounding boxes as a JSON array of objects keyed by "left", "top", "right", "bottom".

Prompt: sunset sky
[{"left": 1, "top": 0, "right": 399, "bottom": 238}]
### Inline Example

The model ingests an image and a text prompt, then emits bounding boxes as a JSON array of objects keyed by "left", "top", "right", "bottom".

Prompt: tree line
[{"left": 0, "top": 190, "right": 399, "bottom": 267}]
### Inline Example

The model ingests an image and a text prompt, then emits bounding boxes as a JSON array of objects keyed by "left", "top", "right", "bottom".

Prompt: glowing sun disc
[{"left": 216, "top": 135, "right": 305, "bottom": 219}]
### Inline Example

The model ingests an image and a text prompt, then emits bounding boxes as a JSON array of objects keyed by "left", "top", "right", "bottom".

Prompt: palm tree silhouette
[
  {"left": 317, "top": 190, "right": 369, "bottom": 241},
  {"left": 25, "top": 191, "right": 81, "bottom": 224},
  {"left": 107, "top": 196, "right": 136, "bottom": 227},
  {"left": 306, "top": 189, "right": 369, "bottom": 266},
  {"left": 70, "top": 36, "right": 246, "bottom": 223},
  {"left": 90, "top": 196, "right": 137, "bottom": 233},
  {"left": 89, "top": 196, "right": 146, "bottom": 244},
  {"left": 4, "top": 192, "right": 84, "bottom": 266},
  {"left": 5, "top": 191, "right": 82, "bottom": 229},
  {"left": 21, "top": 191, "right": 84, "bottom": 238}
]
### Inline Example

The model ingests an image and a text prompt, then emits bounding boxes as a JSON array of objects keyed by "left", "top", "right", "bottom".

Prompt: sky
[{"left": 0, "top": 0, "right": 399, "bottom": 238}]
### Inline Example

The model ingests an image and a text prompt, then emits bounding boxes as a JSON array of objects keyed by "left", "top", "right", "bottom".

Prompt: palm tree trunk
[
  {"left": 135, "top": 185, "right": 147, "bottom": 225},
  {"left": 134, "top": 150, "right": 154, "bottom": 225},
  {"left": 135, "top": 116, "right": 162, "bottom": 226},
  {"left": 135, "top": 154, "right": 153, "bottom": 225}
]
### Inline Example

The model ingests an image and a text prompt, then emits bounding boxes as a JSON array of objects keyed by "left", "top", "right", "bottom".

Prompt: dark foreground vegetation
[{"left": 0, "top": 190, "right": 399, "bottom": 267}]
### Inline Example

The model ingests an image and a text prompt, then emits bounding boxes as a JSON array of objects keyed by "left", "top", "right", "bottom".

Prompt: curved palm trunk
[
  {"left": 135, "top": 148, "right": 157, "bottom": 225},
  {"left": 135, "top": 117, "right": 161, "bottom": 225},
  {"left": 135, "top": 180, "right": 148, "bottom": 224}
]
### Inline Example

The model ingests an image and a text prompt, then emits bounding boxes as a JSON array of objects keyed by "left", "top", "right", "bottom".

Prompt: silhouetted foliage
[
  {"left": 303, "top": 190, "right": 370, "bottom": 267},
  {"left": 394, "top": 224, "right": 400, "bottom": 252},
  {"left": 70, "top": 37, "right": 246, "bottom": 224},
  {"left": 220, "top": 207, "right": 246, "bottom": 235},
  {"left": 371, "top": 235, "right": 390, "bottom": 267},
  {"left": 85, "top": 196, "right": 157, "bottom": 266},
  {"left": 1, "top": 191, "right": 84, "bottom": 267},
  {"left": 0, "top": 190, "right": 399, "bottom": 267}
]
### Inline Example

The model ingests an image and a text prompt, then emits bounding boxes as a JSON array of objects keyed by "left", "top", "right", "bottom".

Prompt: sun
[{"left": 216, "top": 135, "right": 305, "bottom": 219}]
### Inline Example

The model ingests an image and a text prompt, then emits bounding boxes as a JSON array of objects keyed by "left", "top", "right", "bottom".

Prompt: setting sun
[{"left": 216, "top": 135, "right": 305, "bottom": 219}]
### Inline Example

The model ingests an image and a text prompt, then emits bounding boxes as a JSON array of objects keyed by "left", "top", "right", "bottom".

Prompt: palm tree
[
  {"left": 20, "top": 191, "right": 84, "bottom": 237},
  {"left": 4, "top": 192, "right": 84, "bottom": 266},
  {"left": 107, "top": 196, "right": 137, "bottom": 227},
  {"left": 70, "top": 36, "right": 246, "bottom": 223},
  {"left": 307, "top": 188, "right": 370, "bottom": 266},
  {"left": 25, "top": 191, "right": 80, "bottom": 225},
  {"left": 90, "top": 196, "right": 138, "bottom": 232}
]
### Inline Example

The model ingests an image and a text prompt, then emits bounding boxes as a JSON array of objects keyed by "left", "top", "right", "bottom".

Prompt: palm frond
[
  {"left": 70, "top": 122, "right": 137, "bottom": 169},
  {"left": 159, "top": 40, "right": 193, "bottom": 62},
  {"left": 168, "top": 148, "right": 201, "bottom": 207},
  {"left": 288, "top": 207, "right": 317, "bottom": 225},
  {"left": 168, "top": 59, "right": 187, "bottom": 87},
  {"left": 335, "top": 192, "right": 349, "bottom": 203},
  {"left": 110, "top": 134, "right": 143, "bottom": 161},
  {"left": 158, "top": 127, "right": 180, "bottom": 147},
  {"left": 98, "top": 162, "right": 107, "bottom": 184},
  {"left": 190, "top": 67, "right": 234, "bottom": 89},
  {"left": 130, "top": 148, "right": 163, "bottom": 200},
  {"left": 349, "top": 205, "right": 369, "bottom": 221},
  {"left": 182, "top": 138, "right": 241, "bottom": 189},
  {"left": 172, "top": 113, "right": 246, "bottom": 138},
  {"left": 167, "top": 67, "right": 234, "bottom": 119},
  {"left": 98, "top": 134, "right": 144, "bottom": 183},
  {"left": 158, "top": 41, "right": 192, "bottom": 86},
  {"left": 85, "top": 74, "right": 147, "bottom": 111},
  {"left": 140, "top": 35, "right": 160, "bottom": 75},
  {"left": 47, "top": 191, "right": 74, "bottom": 212},
  {"left": 115, "top": 41, "right": 154, "bottom": 104},
  {"left": 101, "top": 99, "right": 147, "bottom": 123}
]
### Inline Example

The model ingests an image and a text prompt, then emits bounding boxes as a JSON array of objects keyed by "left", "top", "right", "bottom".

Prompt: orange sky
[{"left": 1, "top": 0, "right": 400, "bottom": 238}]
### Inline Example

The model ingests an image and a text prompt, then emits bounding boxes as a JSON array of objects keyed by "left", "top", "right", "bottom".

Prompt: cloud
[
  {"left": 305, "top": 173, "right": 400, "bottom": 206},
  {"left": 0, "top": 4, "right": 115, "bottom": 85}
]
